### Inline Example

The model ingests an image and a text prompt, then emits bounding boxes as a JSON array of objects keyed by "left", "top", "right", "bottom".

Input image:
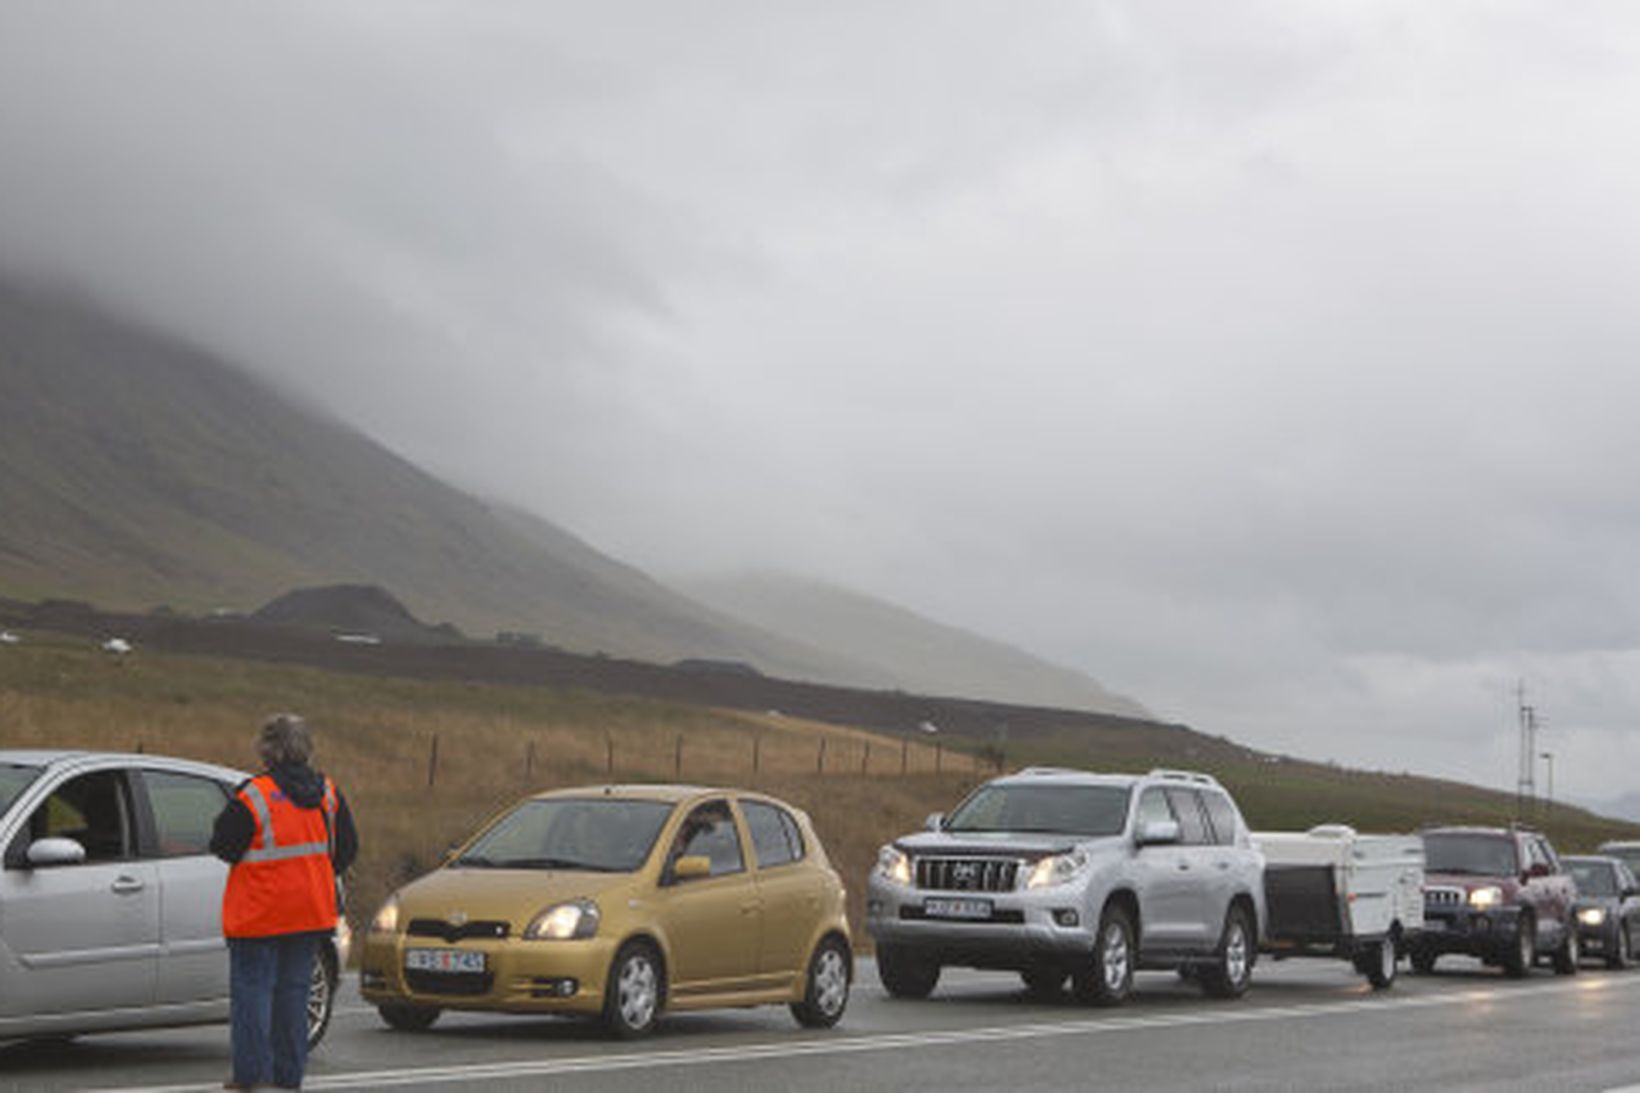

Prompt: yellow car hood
[{"left": 398, "top": 866, "right": 638, "bottom": 922}]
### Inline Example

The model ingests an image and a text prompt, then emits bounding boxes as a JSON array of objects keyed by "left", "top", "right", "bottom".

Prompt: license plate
[
  {"left": 924, "top": 897, "right": 994, "bottom": 920},
  {"left": 405, "top": 948, "right": 487, "bottom": 974}
]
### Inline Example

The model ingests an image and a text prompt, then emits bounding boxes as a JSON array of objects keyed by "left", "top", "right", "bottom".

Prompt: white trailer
[{"left": 1252, "top": 824, "right": 1425, "bottom": 989}]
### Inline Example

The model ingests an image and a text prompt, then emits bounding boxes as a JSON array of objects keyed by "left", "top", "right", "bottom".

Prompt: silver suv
[{"left": 866, "top": 767, "right": 1265, "bottom": 1005}]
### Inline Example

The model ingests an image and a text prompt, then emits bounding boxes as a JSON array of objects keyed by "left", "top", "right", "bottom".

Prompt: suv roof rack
[{"left": 1146, "top": 768, "right": 1221, "bottom": 787}]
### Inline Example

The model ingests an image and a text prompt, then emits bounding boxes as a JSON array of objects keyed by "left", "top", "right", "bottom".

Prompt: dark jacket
[{"left": 210, "top": 762, "right": 358, "bottom": 875}]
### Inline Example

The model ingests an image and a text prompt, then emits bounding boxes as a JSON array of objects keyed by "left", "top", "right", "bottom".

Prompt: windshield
[
  {"left": 455, "top": 797, "right": 674, "bottom": 872},
  {"left": 1571, "top": 861, "right": 1618, "bottom": 897},
  {"left": 0, "top": 763, "right": 42, "bottom": 818},
  {"left": 1423, "top": 833, "right": 1518, "bottom": 877},
  {"left": 946, "top": 783, "right": 1131, "bottom": 837},
  {"left": 1601, "top": 846, "right": 1640, "bottom": 876}
]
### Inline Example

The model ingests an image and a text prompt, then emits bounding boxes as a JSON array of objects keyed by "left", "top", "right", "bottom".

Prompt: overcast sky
[{"left": 5, "top": 2, "right": 1640, "bottom": 802}]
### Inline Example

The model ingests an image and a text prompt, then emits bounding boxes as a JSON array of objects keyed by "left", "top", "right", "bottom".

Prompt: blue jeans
[{"left": 228, "top": 932, "right": 318, "bottom": 1088}]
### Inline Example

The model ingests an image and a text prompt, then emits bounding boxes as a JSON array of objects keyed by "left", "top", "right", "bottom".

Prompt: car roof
[
  {"left": 1421, "top": 825, "right": 1521, "bottom": 837},
  {"left": 1599, "top": 840, "right": 1640, "bottom": 850},
  {"left": 528, "top": 783, "right": 788, "bottom": 806},
  {"left": 1565, "top": 854, "right": 1621, "bottom": 866},
  {"left": 0, "top": 748, "right": 247, "bottom": 782}
]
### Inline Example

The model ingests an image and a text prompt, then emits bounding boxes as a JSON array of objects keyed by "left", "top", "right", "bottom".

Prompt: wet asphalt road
[{"left": 7, "top": 956, "right": 1640, "bottom": 1092}]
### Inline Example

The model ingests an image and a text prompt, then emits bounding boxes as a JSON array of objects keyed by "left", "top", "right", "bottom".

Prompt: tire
[
  {"left": 1071, "top": 903, "right": 1134, "bottom": 1006},
  {"left": 791, "top": 936, "right": 851, "bottom": 1028},
  {"left": 1503, "top": 914, "right": 1535, "bottom": 978},
  {"left": 1364, "top": 938, "right": 1397, "bottom": 991},
  {"left": 306, "top": 946, "right": 339, "bottom": 1048},
  {"left": 876, "top": 944, "right": 940, "bottom": 1000},
  {"left": 1610, "top": 923, "right": 1634, "bottom": 970},
  {"left": 604, "top": 940, "right": 665, "bottom": 1039},
  {"left": 1410, "top": 947, "right": 1437, "bottom": 975},
  {"left": 1021, "top": 966, "right": 1068, "bottom": 998},
  {"left": 1551, "top": 922, "right": 1580, "bottom": 976},
  {"left": 377, "top": 1003, "right": 442, "bottom": 1032},
  {"left": 1200, "top": 904, "right": 1254, "bottom": 999}
]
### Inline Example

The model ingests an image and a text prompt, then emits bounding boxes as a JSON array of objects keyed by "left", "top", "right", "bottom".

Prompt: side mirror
[
  {"left": 26, "top": 837, "right": 87, "bottom": 868},
  {"left": 673, "top": 854, "right": 711, "bottom": 881},
  {"left": 924, "top": 812, "right": 945, "bottom": 832},
  {"left": 1136, "top": 819, "right": 1181, "bottom": 847},
  {"left": 1524, "top": 862, "right": 1551, "bottom": 880}
]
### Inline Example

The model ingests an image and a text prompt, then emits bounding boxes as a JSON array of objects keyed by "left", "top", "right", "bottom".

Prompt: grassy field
[{"left": 3, "top": 633, "right": 1636, "bottom": 952}]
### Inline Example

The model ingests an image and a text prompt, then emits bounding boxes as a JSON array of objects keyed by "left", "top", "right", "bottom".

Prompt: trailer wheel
[{"left": 1363, "top": 938, "right": 1397, "bottom": 990}]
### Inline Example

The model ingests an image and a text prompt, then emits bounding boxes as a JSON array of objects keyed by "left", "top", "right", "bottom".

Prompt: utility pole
[
  {"left": 1540, "top": 751, "right": 1554, "bottom": 817},
  {"left": 1515, "top": 681, "right": 1538, "bottom": 819}
]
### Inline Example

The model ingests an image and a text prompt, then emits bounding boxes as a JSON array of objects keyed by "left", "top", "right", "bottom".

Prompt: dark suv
[{"left": 1409, "top": 825, "right": 1578, "bottom": 978}]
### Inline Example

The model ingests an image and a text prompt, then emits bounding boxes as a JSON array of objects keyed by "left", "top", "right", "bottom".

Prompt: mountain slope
[
  {"left": 680, "top": 570, "right": 1150, "bottom": 717},
  {"left": 0, "top": 278, "right": 872, "bottom": 676}
]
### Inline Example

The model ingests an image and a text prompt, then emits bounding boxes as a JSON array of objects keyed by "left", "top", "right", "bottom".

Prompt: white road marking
[{"left": 96, "top": 974, "right": 1640, "bottom": 1092}]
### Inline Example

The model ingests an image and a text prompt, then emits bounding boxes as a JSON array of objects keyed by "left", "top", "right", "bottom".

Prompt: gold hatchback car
[{"left": 359, "top": 784, "right": 852, "bottom": 1037}]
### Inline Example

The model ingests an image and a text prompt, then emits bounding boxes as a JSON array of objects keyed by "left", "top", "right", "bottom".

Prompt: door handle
[
  {"left": 1176, "top": 861, "right": 1190, "bottom": 871},
  {"left": 1215, "top": 861, "right": 1231, "bottom": 871},
  {"left": 110, "top": 875, "right": 145, "bottom": 895}
]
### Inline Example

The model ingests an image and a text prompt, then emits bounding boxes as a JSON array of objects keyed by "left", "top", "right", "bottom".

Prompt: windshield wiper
[
  {"left": 504, "top": 857, "right": 620, "bottom": 872},
  {"left": 454, "top": 855, "right": 500, "bottom": 868}
]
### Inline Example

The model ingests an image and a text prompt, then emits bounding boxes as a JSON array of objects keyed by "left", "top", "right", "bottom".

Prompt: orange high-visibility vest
[{"left": 222, "top": 774, "right": 339, "bottom": 938}]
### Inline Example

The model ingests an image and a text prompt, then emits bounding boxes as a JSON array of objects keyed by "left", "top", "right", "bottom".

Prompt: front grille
[
  {"left": 404, "top": 969, "right": 493, "bottom": 996},
  {"left": 1424, "top": 887, "right": 1463, "bottom": 908},
  {"left": 915, "top": 857, "right": 1020, "bottom": 892},
  {"left": 407, "top": 918, "right": 510, "bottom": 942}
]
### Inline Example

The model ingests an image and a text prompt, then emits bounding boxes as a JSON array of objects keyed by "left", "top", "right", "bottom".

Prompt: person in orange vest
[{"left": 211, "top": 714, "right": 358, "bottom": 1090}]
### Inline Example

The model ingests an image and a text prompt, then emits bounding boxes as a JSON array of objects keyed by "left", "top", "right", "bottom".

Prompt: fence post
[
  {"left": 935, "top": 741, "right": 942, "bottom": 773},
  {"left": 862, "top": 742, "right": 871, "bottom": 775},
  {"left": 901, "top": 739, "right": 908, "bottom": 774},
  {"left": 753, "top": 735, "right": 761, "bottom": 775},
  {"left": 817, "top": 737, "right": 827, "bottom": 774},
  {"left": 427, "top": 733, "right": 440, "bottom": 789},
  {"left": 606, "top": 733, "right": 614, "bottom": 777},
  {"left": 525, "top": 740, "right": 535, "bottom": 783},
  {"left": 674, "top": 734, "right": 683, "bottom": 778}
]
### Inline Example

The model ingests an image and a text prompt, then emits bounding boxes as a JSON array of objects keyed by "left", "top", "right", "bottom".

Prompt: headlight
[
  {"left": 524, "top": 898, "right": 601, "bottom": 941},
  {"left": 369, "top": 894, "right": 401, "bottom": 936},
  {"left": 875, "top": 845, "right": 912, "bottom": 886},
  {"left": 1025, "top": 850, "right": 1089, "bottom": 890},
  {"left": 1467, "top": 886, "right": 1503, "bottom": 910},
  {"left": 1579, "top": 907, "right": 1608, "bottom": 927}
]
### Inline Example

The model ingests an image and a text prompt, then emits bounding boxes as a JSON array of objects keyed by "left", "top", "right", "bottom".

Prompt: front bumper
[
  {"left": 865, "top": 874, "right": 1095, "bottom": 968},
  {"left": 358, "top": 932, "right": 618, "bottom": 1016},
  {"left": 1416, "top": 906, "right": 1523, "bottom": 959}
]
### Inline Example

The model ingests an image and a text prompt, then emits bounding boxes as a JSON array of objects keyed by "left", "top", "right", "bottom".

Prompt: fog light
[
  {"left": 1053, "top": 909, "right": 1079, "bottom": 928},
  {"left": 531, "top": 977, "right": 579, "bottom": 998}
]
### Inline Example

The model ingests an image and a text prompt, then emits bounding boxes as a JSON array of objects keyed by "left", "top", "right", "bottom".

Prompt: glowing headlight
[
  {"left": 1467, "top": 886, "right": 1503, "bottom": 910},
  {"left": 1025, "top": 850, "right": 1089, "bottom": 890},
  {"left": 524, "top": 898, "right": 601, "bottom": 941},
  {"left": 876, "top": 845, "right": 913, "bottom": 886},
  {"left": 1579, "top": 907, "right": 1607, "bottom": 927},
  {"left": 369, "top": 894, "right": 401, "bottom": 936}
]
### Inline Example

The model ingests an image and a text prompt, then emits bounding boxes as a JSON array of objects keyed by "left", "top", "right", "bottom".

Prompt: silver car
[
  {"left": 0, "top": 749, "right": 344, "bottom": 1045},
  {"left": 866, "top": 767, "right": 1265, "bottom": 1005}
]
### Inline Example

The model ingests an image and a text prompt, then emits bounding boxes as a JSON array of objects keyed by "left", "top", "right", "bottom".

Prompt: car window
[
  {"left": 1134, "top": 788, "right": 1175, "bottom": 830},
  {"left": 668, "top": 799, "right": 744, "bottom": 878},
  {"left": 742, "top": 800, "right": 804, "bottom": 869},
  {"left": 1422, "top": 833, "right": 1518, "bottom": 876},
  {"left": 1620, "top": 863, "right": 1640, "bottom": 892},
  {"left": 1534, "top": 838, "right": 1560, "bottom": 872},
  {"left": 0, "top": 761, "right": 42, "bottom": 817},
  {"left": 1197, "top": 790, "right": 1240, "bottom": 846},
  {"left": 143, "top": 770, "right": 230, "bottom": 857},
  {"left": 1570, "top": 860, "right": 1618, "bottom": 897},
  {"left": 1524, "top": 838, "right": 1551, "bottom": 873},
  {"left": 457, "top": 797, "right": 673, "bottom": 872},
  {"left": 946, "top": 783, "right": 1131, "bottom": 836},
  {"left": 8, "top": 769, "right": 135, "bottom": 866},
  {"left": 1162, "top": 788, "right": 1211, "bottom": 846}
]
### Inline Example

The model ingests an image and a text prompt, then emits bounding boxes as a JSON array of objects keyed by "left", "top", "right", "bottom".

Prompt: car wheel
[
  {"left": 1364, "top": 938, "right": 1398, "bottom": 991},
  {"left": 377, "top": 1003, "right": 442, "bottom": 1032},
  {"left": 1615, "top": 923, "right": 1635, "bottom": 970},
  {"left": 876, "top": 944, "right": 940, "bottom": 1000},
  {"left": 1552, "top": 922, "right": 1580, "bottom": 976},
  {"left": 1503, "top": 914, "right": 1535, "bottom": 978},
  {"left": 306, "top": 946, "right": 338, "bottom": 1048},
  {"left": 1021, "top": 965, "right": 1068, "bottom": 998},
  {"left": 791, "top": 935, "right": 851, "bottom": 1028},
  {"left": 604, "top": 940, "right": 664, "bottom": 1039},
  {"left": 1410, "top": 947, "right": 1437, "bottom": 975},
  {"left": 1200, "top": 904, "right": 1254, "bottom": 999},
  {"left": 1071, "top": 903, "right": 1134, "bottom": 1006}
]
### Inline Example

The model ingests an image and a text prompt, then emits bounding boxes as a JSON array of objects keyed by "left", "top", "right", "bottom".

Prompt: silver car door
[
  {"left": 140, "top": 768, "right": 234, "bottom": 1006},
  {"left": 0, "top": 769, "right": 159, "bottom": 1017},
  {"left": 1132, "top": 788, "right": 1196, "bottom": 950}
]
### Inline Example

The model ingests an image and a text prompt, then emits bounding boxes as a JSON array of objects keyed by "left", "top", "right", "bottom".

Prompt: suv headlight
[
  {"left": 1579, "top": 907, "right": 1607, "bottom": 927},
  {"left": 524, "top": 898, "right": 601, "bottom": 940},
  {"left": 1025, "top": 850, "right": 1089, "bottom": 890},
  {"left": 875, "top": 845, "right": 912, "bottom": 886},
  {"left": 369, "top": 894, "right": 401, "bottom": 936},
  {"left": 1468, "top": 885, "right": 1503, "bottom": 910}
]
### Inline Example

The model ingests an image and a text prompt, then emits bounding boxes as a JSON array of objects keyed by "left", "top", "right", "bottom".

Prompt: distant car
[
  {"left": 1565, "top": 855, "right": 1640, "bottom": 969},
  {"left": 0, "top": 750, "right": 346, "bottom": 1046},
  {"left": 1410, "top": 825, "right": 1578, "bottom": 977},
  {"left": 866, "top": 767, "right": 1265, "bottom": 1005},
  {"left": 359, "top": 784, "right": 851, "bottom": 1038},
  {"left": 100, "top": 637, "right": 133, "bottom": 655},
  {"left": 1597, "top": 841, "right": 1640, "bottom": 879}
]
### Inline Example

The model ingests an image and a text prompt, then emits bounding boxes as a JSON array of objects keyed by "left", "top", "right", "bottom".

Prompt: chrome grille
[
  {"left": 1424, "top": 886, "right": 1463, "bottom": 908},
  {"left": 915, "top": 857, "right": 1020, "bottom": 892}
]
